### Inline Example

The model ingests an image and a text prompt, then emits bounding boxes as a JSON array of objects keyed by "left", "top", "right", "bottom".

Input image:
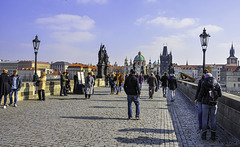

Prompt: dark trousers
[
  {"left": 60, "top": 85, "right": 66, "bottom": 96},
  {"left": 149, "top": 86, "right": 155, "bottom": 98},
  {"left": 85, "top": 94, "right": 91, "bottom": 99},
  {"left": 0, "top": 95, "right": 8, "bottom": 106},
  {"left": 38, "top": 90, "right": 45, "bottom": 100}
]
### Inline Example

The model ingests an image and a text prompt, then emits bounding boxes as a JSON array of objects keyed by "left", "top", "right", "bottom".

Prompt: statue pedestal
[
  {"left": 95, "top": 78, "right": 105, "bottom": 87},
  {"left": 97, "top": 63, "right": 105, "bottom": 78}
]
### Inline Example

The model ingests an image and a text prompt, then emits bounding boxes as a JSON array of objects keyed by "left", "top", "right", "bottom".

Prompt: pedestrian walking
[
  {"left": 8, "top": 70, "right": 22, "bottom": 107},
  {"left": 138, "top": 73, "right": 144, "bottom": 91},
  {"left": 155, "top": 72, "right": 161, "bottom": 91},
  {"left": 109, "top": 73, "right": 115, "bottom": 94},
  {"left": 160, "top": 72, "right": 169, "bottom": 97},
  {"left": 0, "top": 69, "right": 11, "bottom": 109},
  {"left": 60, "top": 72, "right": 67, "bottom": 96},
  {"left": 38, "top": 72, "right": 46, "bottom": 101},
  {"left": 195, "top": 69, "right": 208, "bottom": 131},
  {"left": 124, "top": 69, "right": 141, "bottom": 120},
  {"left": 147, "top": 72, "right": 157, "bottom": 99},
  {"left": 197, "top": 73, "right": 222, "bottom": 141},
  {"left": 168, "top": 74, "right": 177, "bottom": 102},
  {"left": 65, "top": 72, "right": 71, "bottom": 94},
  {"left": 85, "top": 72, "right": 95, "bottom": 99}
]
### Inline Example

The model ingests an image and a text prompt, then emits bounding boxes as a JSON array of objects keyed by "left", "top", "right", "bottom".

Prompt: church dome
[{"left": 134, "top": 51, "right": 145, "bottom": 61}]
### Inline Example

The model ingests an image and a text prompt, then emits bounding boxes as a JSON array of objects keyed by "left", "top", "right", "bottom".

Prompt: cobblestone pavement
[{"left": 0, "top": 83, "right": 239, "bottom": 146}]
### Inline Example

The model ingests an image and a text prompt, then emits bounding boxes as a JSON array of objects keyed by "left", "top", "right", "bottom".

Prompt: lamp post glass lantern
[
  {"left": 199, "top": 28, "right": 210, "bottom": 71},
  {"left": 32, "top": 35, "right": 40, "bottom": 81}
]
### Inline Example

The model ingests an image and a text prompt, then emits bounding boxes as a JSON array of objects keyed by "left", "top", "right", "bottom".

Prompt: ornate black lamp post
[
  {"left": 199, "top": 28, "right": 210, "bottom": 72},
  {"left": 32, "top": 35, "right": 40, "bottom": 82}
]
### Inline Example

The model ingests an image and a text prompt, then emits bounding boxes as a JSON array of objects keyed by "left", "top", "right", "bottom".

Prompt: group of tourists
[
  {"left": 0, "top": 69, "right": 22, "bottom": 109},
  {"left": 123, "top": 68, "right": 222, "bottom": 142},
  {"left": 195, "top": 70, "right": 222, "bottom": 141},
  {"left": 106, "top": 72, "right": 124, "bottom": 95},
  {"left": 123, "top": 69, "right": 178, "bottom": 120}
]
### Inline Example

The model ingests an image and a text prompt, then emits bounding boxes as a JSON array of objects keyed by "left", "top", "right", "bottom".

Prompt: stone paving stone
[{"left": 0, "top": 83, "right": 239, "bottom": 146}]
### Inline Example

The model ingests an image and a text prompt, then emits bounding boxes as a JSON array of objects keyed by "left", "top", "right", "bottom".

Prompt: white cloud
[
  {"left": 188, "top": 25, "right": 223, "bottom": 37},
  {"left": 147, "top": 17, "right": 198, "bottom": 28},
  {"left": 135, "top": 15, "right": 150, "bottom": 25},
  {"left": 36, "top": 14, "right": 95, "bottom": 31},
  {"left": 76, "top": 0, "right": 107, "bottom": 4},
  {"left": 51, "top": 32, "right": 95, "bottom": 43}
]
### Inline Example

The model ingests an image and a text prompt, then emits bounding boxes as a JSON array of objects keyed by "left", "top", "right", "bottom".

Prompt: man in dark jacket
[
  {"left": 195, "top": 69, "right": 208, "bottom": 130},
  {"left": 160, "top": 72, "right": 169, "bottom": 97},
  {"left": 198, "top": 73, "right": 222, "bottom": 141},
  {"left": 124, "top": 69, "right": 141, "bottom": 120},
  {"left": 8, "top": 70, "right": 22, "bottom": 107},
  {"left": 0, "top": 69, "right": 11, "bottom": 109},
  {"left": 155, "top": 72, "right": 161, "bottom": 91},
  {"left": 147, "top": 72, "right": 158, "bottom": 99},
  {"left": 60, "top": 72, "right": 67, "bottom": 96},
  {"left": 168, "top": 74, "right": 177, "bottom": 102}
]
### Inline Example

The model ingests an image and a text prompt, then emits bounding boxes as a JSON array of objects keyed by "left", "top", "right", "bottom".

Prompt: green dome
[{"left": 134, "top": 51, "right": 145, "bottom": 61}]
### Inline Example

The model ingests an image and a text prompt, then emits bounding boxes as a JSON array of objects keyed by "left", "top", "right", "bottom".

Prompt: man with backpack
[{"left": 198, "top": 73, "right": 222, "bottom": 141}]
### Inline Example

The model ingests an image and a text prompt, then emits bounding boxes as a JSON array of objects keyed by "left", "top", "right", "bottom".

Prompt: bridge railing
[{"left": 177, "top": 80, "right": 240, "bottom": 140}]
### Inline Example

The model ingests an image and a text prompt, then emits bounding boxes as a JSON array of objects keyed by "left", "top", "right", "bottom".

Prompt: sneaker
[
  {"left": 14, "top": 104, "right": 17, "bottom": 107},
  {"left": 7, "top": 103, "right": 12, "bottom": 106},
  {"left": 201, "top": 132, "right": 207, "bottom": 140},
  {"left": 136, "top": 117, "right": 141, "bottom": 120},
  {"left": 211, "top": 132, "right": 216, "bottom": 141},
  {"left": 128, "top": 117, "right": 132, "bottom": 120},
  {"left": 3, "top": 105, "right": 6, "bottom": 109}
]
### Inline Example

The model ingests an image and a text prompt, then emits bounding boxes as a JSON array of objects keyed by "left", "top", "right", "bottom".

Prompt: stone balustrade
[
  {"left": 177, "top": 80, "right": 240, "bottom": 140},
  {"left": 1, "top": 78, "right": 105, "bottom": 104}
]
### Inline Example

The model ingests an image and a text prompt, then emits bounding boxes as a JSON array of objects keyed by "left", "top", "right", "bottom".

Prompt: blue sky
[{"left": 0, "top": 0, "right": 240, "bottom": 65}]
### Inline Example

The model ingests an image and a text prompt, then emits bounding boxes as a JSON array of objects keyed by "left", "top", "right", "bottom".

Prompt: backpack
[{"left": 208, "top": 87, "right": 218, "bottom": 106}]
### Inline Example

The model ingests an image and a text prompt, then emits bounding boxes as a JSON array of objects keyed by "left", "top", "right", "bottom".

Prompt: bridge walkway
[{"left": 0, "top": 83, "right": 239, "bottom": 146}]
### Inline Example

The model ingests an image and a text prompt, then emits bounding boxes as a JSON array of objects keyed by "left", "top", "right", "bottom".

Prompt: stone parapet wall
[
  {"left": 1, "top": 79, "right": 105, "bottom": 104},
  {"left": 177, "top": 80, "right": 240, "bottom": 140}
]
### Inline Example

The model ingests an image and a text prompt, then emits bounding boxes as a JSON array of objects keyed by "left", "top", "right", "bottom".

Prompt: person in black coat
[
  {"left": 197, "top": 73, "right": 222, "bottom": 141},
  {"left": 0, "top": 69, "right": 11, "bottom": 109},
  {"left": 194, "top": 69, "right": 208, "bottom": 131},
  {"left": 124, "top": 69, "right": 141, "bottom": 120},
  {"left": 168, "top": 74, "right": 177, "bottom": 102},
  {"left": 160, "top": 72, "right": 169, "bottom": 97}
]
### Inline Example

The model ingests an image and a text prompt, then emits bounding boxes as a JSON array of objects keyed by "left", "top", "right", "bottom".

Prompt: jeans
[
  {"left": 162, "top": 86, "right": 167, "bottom": 96},
  {"left": 139, "top": 83, "right": 143, "bottom": 90},
  {"left": 149, "top": 86, "right": 155, "bottom": 98},
  {"left": 157, "top": 82, "right": 160, "bottom": 90},
  {"left": 38, "top": 90, "right": 45, "bottom": 100},
  {"left": 9, "top": 89, "right": 19, "bottom": 105},
  {"left": 60, "top": 85, "right": 66, "bottom": 96},
  {"left": 169, "top": 90, "right": 175, "bottom": 100},
  {"left": 127, "top": 95, "right": 140, "bottom": 118},
  {"left": 0, "top": 95, "right": 8, "bottom": 106},
  {"left": 198, "top": 102, "right": 202, "bottom": 128},
  {"left": 202, "top": 104, "right": 217, "bottom": 132}
]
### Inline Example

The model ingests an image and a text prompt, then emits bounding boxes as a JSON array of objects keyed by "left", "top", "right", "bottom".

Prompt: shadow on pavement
[
  {"left": 49, "top": 98, "right": 86, "bottom": 101},
  {"left": 89, "top": 106, "right": 118, "bottom": 109},
  {"left": 115, "top": 136, "right": 177, "bottom": 145},
  {"left": 60, "top": 116, "right": 127, "bottom": 120},
  {"left": 118, "top": 128, "right": 174, "bottom": 134}
]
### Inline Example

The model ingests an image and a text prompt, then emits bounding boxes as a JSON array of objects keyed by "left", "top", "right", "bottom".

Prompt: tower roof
[
  {"left": 162, "top": 46, "right": 168, "bottom": 56},
  {"left": 229, "top": 43, "right": 235, "bottom": 58},
  {"left": 134, "top": 51, "right": 145, "bottom": 61}
]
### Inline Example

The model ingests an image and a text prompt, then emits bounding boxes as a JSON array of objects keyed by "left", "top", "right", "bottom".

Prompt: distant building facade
[
  {"left": 125, "top": 51, "right": 146, "bottom": 75},
  {"left": 0, "top": 60, "right": 19, "bottom": 74},
  {"left": 50, "top": 61, "right": 71, "bottom": 72}
]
